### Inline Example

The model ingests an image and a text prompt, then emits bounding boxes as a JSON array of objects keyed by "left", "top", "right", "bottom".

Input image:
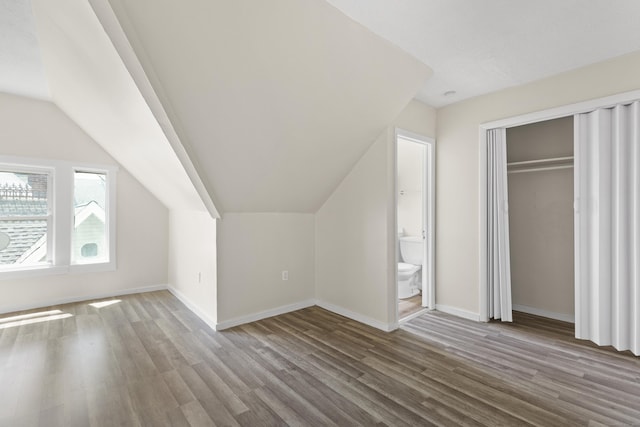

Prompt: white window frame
[{"left": 0, "top": 156, "right": 117, "bottom": 279}]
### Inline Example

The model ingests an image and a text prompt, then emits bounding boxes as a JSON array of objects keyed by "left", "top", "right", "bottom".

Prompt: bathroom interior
[{"left": 397, "top": 136, "right": 428, "bottom": 320}]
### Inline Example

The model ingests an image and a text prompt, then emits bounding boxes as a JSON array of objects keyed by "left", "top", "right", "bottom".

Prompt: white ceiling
[
  {"left": 103, "top": 0, "right": 431, "bottom": 213},
  {"left": 326, "top": 0, "right": 640, "bottom": 107},
  {"left": 0, "top": 0, "right": 49, "bottom": 99},
  {"left": 3, "top": 0, "right": 640, "bottom": 109}
]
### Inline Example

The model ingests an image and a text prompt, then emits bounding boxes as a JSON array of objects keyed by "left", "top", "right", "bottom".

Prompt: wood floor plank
[
  {"left": 235, "top": 390, "right": 287, "bottom": 426},
  {"left": 252, "top": 386, "right": 313, "bottom": 426},
  {"left": 61, "top": 388, "right": 90, "bottom": 427},
  {"left": 1, "top": 291, "right": 639, "bottom": 426},
  {"left": 162, "top": 369, "right": 197, "bottom": 406},
  {"left": 177, "top": 364, "right": 240, "bottom": 426},
  {"left": 191, "top": 361, "right": 249, "bottom": 415},
  {"left": 179, "top": 400, "right": 215, "bottom": 427},
  {"left": 398, "top": 294, "right": 423, "bottom": 319},
  {"left": 165, "top": 405, "right": 192, "bottom": 427}
]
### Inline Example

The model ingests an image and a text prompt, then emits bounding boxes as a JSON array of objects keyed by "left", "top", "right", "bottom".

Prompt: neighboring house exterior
[{"left": 72, "top": 200, "right": 106, "bottom": 261}]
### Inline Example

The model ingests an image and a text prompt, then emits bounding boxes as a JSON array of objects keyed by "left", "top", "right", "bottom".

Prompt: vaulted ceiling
[{"left": 99, "top": 0, "right": 431, "bottom": 213}]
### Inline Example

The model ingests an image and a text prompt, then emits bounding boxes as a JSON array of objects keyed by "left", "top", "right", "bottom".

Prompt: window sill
[
  {"left": 0, "top": 265, "right": 68, "bottom": 281},
  {"left": 0, "top": 261, "right": 116, "bottom": 280}
]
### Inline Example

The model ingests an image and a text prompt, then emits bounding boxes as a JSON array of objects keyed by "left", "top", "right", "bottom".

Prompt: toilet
[{"left": 398, "top": 236, "right": 423, "bottom": 299}]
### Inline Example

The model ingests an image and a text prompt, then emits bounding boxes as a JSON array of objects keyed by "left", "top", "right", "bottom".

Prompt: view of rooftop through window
[
  {"left": 0, "top": 170, "right": 50, "bottom": 267},
  {"left": 72, "top": 171, "right": 107, "bottom": 263}
]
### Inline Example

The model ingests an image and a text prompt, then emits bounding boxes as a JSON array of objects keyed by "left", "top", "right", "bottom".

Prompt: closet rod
[
  {"left": 507, "top": 156, "right": 574, "bottom": 167},
  {"left": 508, "top": 164, "right": 574, "bottom": 174}
]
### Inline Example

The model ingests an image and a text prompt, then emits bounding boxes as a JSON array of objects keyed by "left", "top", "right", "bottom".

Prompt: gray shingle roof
[
  {"left": 0, "top": 199, "right": 48, "bottom": 216},
  {"left": 0, "top": 185, "right": 48, "bottom": 266},
  {"left": 0, "top": 220, "right": 46, "bottom": 265}
]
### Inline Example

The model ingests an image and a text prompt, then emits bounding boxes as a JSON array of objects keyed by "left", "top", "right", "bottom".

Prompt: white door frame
[
  {"left": 478, "top": 90, "right": 640, "bottom": 322},
  {"left": 395, "top": 128, "right": 436, "bottom": 321}
]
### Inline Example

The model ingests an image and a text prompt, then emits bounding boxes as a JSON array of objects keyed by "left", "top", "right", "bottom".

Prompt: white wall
[
  {"left": 168, "top": 210, "right": 217, "bottom": 327},
  {"left": 216, "top": 213, "right": 315, "bottom": 327},
  {"left": 0, "top": 92, "right": 168, "bottom": 313},
  {"left": 315, "top": 100, "right": 436, "bottom": 328},
  {"left": 397, "top": 139, "right": 424, "bottom": 238},
  {"left": 436, "top": 51, "right": 640, "bottom": 315},
  {"left": 315, "top": 130, "right": 393, "bottom": 325}
]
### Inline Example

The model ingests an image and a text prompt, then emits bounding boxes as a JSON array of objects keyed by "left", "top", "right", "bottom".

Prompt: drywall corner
[{"left": 168, "top": 210, "right": 217, "bottom": 325}]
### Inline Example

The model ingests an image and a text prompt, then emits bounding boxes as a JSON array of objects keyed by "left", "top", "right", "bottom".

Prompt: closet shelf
[{"left": 507, "top": 156, "right": 573, "bottom": 174}]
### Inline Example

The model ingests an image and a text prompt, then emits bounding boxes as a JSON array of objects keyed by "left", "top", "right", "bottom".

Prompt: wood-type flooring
[
  {"left": 1, "top": 291, "right": 639, "bottom": 426},
  {"left": 398, "top": 294, "right": 423, "bottom": 320}
]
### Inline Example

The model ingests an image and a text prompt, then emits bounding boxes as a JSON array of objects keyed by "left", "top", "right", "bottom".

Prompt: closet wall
[{"left": 506, "top": 117, "right": 574, "bottom": 321}]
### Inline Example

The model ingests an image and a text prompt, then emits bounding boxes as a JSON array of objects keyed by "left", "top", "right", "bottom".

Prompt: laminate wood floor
[
  {"left": 1, "top": 291, "right": 639, "bottom": 426},
  {"left": 398, "top": 294, "right": 423, "bottom": 320}
]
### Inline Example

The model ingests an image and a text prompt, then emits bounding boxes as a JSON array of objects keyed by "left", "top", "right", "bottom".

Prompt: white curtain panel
[
  {"left": 487, "top": 128, "right": 513, "bottom": 322},
  {"left": 575, "top": 101, "right": 640, "bottom": 356}
]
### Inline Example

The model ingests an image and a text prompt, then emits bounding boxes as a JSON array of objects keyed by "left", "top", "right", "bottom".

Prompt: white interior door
[{"left": 422, "top": 142, "right": 435, "bottom": 309}]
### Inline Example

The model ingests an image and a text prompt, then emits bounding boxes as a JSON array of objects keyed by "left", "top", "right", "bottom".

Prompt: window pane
[
  {"left": 0, "top": 171, "right": 49, "bottom": 267},
  {"left": 73, "top": 172, "right": 107, "bottom": 263}
]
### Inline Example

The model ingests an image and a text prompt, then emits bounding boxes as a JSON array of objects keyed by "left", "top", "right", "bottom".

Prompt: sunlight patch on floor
[
  {"left": 0, "top": 309, "right": 64, "bottom": 324},
  {"left": 0, "top": 312, "right": 73, "bottom": 329},
  {"left": 89, "top": 299, "right": 121, "bottom": 309}
]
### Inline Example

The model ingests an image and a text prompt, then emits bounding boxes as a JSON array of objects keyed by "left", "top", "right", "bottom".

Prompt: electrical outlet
[{"left": 282, "top": 270, "right": 288, "bottom": 281}]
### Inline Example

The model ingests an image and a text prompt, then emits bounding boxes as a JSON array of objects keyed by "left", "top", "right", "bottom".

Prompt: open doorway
[{"left": 396, "top": 129, "right": 435, "bottom": 323}]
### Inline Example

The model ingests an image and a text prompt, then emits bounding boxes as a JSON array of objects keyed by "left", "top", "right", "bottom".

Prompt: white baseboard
[
  {"left": 435, "top": 304, "right": 480, "bottom": 322},
  {"left": 216, "top": 299, "right": 399, "bottom": 333},
  {"left": 315, "top": 299, "right": 397, "bottom": 332},
  {"left": 0, "top": 284, "right": 168, "bottom": 315},
  {"left": 215, "top": 299, "right": 316, "bottom": 331},
  {"left": 166, "top": 286, "right": 218, "bottom": 331},
  {"left": 513, "top": 304, "right": 575, "bottom": 323}
]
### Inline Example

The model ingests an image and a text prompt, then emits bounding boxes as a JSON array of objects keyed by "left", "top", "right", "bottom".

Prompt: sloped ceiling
[
  {"left": 100, "top": 0, "right": 432, "bottom": 213},
  {"left": 30, "top": 0, "right": 213, "bottom": 215},
  {"left": 0, "top": 0, "right": 49, "bottom": 99}
]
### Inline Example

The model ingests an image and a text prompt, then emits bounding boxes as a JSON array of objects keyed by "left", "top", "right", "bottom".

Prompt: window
[
  {"left": 0, "top": 156, "right": 117, "bottom": 278},
  {"left": 73, "top": 171, "right": 107, "bottom": 263}
]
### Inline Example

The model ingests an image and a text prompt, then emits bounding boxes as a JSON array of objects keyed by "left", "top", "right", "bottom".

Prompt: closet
[{"left": 506, "top": 117, "right": 574, "bottom": 323}]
